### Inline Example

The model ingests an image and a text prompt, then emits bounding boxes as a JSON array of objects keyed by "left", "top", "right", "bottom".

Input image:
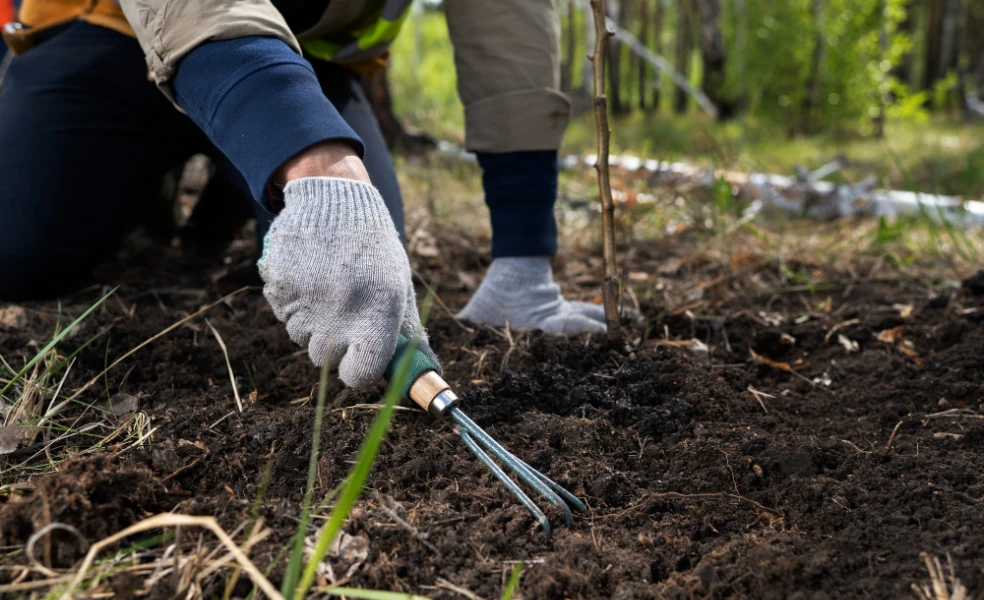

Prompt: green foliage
[
  {"left": 386, "top": 0, "right": 952, "bottom": 139},
  {"left": 501, "top": 563, "right": 524, "bottom": 600},
  {"left": 885, "top": 79, "right": 929, "bottom": 123},
  {"left": 873, "top": 215, "right": 908, "bottom": 245},
  {"left": 931, "top": 73, "right": 960, "bottom": 112},
  {"left": 0, "top": 287, "right": 116, "bottom": 400},
  {"left": 734, "top": 0, "right": 918, "bottom": 131},
  {"left": 388, "top": 9, "right": 463, "bottom": 143}
]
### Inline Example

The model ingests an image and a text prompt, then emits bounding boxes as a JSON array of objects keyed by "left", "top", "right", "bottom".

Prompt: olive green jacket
[{"left": 119, "top": 0, "right": 571, "bottom": 153}]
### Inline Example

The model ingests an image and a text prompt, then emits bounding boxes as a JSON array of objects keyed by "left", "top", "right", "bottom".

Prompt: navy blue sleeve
[
  {"left": 477, "top": 150, "right": 559, "bottom": 258},
  {"left": 172, "top": 36, "right": 364, "bottom": 204}
]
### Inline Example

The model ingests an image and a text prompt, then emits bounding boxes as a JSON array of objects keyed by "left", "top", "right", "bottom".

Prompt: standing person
[{"left": 0, "top": 0, "right": 608, "bottom": 388}]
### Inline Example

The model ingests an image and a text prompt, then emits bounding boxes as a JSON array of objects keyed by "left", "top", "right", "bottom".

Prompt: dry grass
[
  {"left": 0, "top": 513, "right": 276, "bottom": 599},
  {"left": 912, "top": 553, "right": 973, "bottom": 600},
  {"left": 1, "top": 293, "right": 118, "bottom": 488},
  {"left": 398, "top": 156, "right": 983, "bottom": 290},
  {"left": 1, "top": 288, "right": 253, "bottom": 493}
]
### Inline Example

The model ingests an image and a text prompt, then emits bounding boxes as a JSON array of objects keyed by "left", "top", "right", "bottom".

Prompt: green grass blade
[
  {"left": 323, "top": 589, "right": 430, "bottom": 600},
  {"left": 103, "top": 338, "right": 113, "bottom": 403},
  {"left": 281, "top": 360, "right": 331, "bottom": 596},
  {"left": 248, "top": 459, "right": 274, "bottom": 533},
  {"left": 288, "top": 292, "right": 434, "bottom": 600},
  {"left": 501, "top": 562, "right": 524, "bottom": 600},
  {"left": 45, "top": 323, "right": 114, "bottom": 380},
  {"left": 223, "top": 460, "right": 274, "bottom": 600},
  {"left": 0, "top": 287, "right": 117, "bottom": 398},
  {"left": 292, "top": 342, "right": 417, "bottom": 600}
]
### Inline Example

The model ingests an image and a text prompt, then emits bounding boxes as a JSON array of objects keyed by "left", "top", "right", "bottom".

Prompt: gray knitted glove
[
  {"left": 457, "top": 257, "right": 608, "bottom": 334},
  {"left": 258, "top": 177, "right": 437, "bottom": 388}
]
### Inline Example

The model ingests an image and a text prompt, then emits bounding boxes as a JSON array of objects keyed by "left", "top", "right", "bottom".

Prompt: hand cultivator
[{"left": 385, "top": 335, "right": 587, "bottom": 536}]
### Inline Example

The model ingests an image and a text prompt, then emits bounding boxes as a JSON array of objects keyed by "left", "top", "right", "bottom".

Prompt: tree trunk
[
  {"left": 922, "top": 0, "right": 945, "bottom": 91},
  {"left": 874, "top": 0, "right": 888, "bottom": 137},
  {"left": 952, "top": 0, "right": 970, "bottom": 117},
  {"left": 562, "top": 0, "right": 575, "bottom": 93},
  {"left": 970, "top": 0, "right": 984, "bottom": 100},
  {"left": 695, "top": 0, "right": 728, "bottom": 118},
  {"left": 927, "top": 0, "right": 962, "bottom": 110},
  {"left": 890, "top": 1, "right": 916, "bottom": 86},
  {"left": 977, "top": 55, "right": 984, "bottom": 101},
  {"left": 652, "top": 0, "right": 664, "bottom": 110},
  {"left": 803, "top": 0, "right": 825, "bottom": 132},
  {"left": 582, "top": 2, "right": 597, "bottom": 99},
  {"left": 733, "top": 0, "right": 748, "bottom": 102},
  {"left": 607, "top": 0, "right": 625, "bottom": 114},
  {"left": 637, "top": 0, "right": 649, "bottom": 110},
  {"left": 673, "top": 0, "right": 694, "bottom": 114}
]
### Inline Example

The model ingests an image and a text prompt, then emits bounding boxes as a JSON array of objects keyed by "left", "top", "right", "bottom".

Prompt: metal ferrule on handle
[{"left": 384, "top": 334, "right": 458, "bottom": 418}]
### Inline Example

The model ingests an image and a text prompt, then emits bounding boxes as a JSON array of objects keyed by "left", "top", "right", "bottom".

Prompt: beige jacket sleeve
[
  {"left": 445, "top": 0, "right": 571, "bottom": 153},
  {"left": 117, "top": 0, "right": 300, "bottom": 100}
]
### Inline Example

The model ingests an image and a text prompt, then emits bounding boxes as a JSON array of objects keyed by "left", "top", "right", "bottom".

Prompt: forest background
[{"left": 383, "top": 0, "right": 984, "bottom": 202}]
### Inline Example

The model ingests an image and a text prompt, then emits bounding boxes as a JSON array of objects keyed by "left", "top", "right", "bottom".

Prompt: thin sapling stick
[{"left": 589, "top": 0, "right": 623, "bottom": 345}]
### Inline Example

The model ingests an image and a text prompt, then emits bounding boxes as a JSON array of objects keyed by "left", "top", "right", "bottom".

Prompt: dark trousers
[{"left": 0, "top": 21, "right": 404, "bottom": 301}]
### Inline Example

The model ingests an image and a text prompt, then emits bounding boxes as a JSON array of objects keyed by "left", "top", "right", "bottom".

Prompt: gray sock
[{"left": 457, "top": 256, "right": 607, "bottom": 334}]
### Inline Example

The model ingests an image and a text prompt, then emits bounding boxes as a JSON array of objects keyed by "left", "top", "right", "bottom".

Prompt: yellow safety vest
[
  {"left": 300, "top": 0, "right": 412, "bottom": 70},
  {"left": 12, "top": 0, "right": 412, "bottom": 76}
]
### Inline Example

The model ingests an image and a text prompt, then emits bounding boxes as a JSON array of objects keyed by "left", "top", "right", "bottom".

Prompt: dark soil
[{"left": 1, "top": 235, "right": 982, "bottom": 599}]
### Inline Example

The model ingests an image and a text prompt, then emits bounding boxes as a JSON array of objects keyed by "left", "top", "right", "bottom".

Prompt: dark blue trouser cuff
[
  {"left": 478, "top": 151, "right": 559, "bottom": 258},
  {"left": 172, "top": 36, "right": 364, "bottom": 204}
]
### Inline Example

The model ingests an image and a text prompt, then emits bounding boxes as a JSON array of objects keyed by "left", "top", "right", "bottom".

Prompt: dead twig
[
  {"left": 749, "top": 349, "right": 815, "bottom": 386},
  {"left": 885, "top": 420, "right": 904, "bottom": 449},
  {"left": 924, "top": 408, "right": 983, "bottom": 420},
  {"left": 823, "top": 318, "right": 860, "bottom": 343},
  {"left": 378, "top": 503, "right": 439, "bottom": 555},
  {"left": 161, "top": 455, "right": 207, "bottom": 483},
  {"left": 912, "top": 552, "right": 968, "bottom": 600},
  {"left": 205, "top": 319, "right": 243, "bottom": 413},
  {"left": 57, "top": 513, "right": 282, "bottom": 600},
  {"left": 747, "top": 385, "right": 774, "bottom": 413},
  {"left": 650, "top": 491, "right": 783, "bottom": 521},
  {"left": 840, "top": 439, "right": 870, "bottom": 455},
  {"left": 721, "top": 450, "right": 742, "bottom": 498},
  {"left": 26, "top": 524, "right": 88, "bottom": 577},
  {"left": 435, "top": 577, "right": 485, "bottom": 600},
  {"left": 411, "top": 267, "right": 474, "bottom": 333}
]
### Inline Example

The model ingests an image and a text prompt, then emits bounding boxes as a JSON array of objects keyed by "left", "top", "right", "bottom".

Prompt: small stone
[
  {"left": 110, "top": 393, "right": 139, "bottom": 416},
  {"left": 0, "top": 306, "right": 28, "bottom": 329}
]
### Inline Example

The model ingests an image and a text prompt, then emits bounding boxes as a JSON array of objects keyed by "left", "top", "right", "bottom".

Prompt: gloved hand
[
  {"left": 457, "top": 257, "right": 608, "bottom": 334},
  {"left": 258, "top": 177, "right": 438, "bottom": 388}
]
